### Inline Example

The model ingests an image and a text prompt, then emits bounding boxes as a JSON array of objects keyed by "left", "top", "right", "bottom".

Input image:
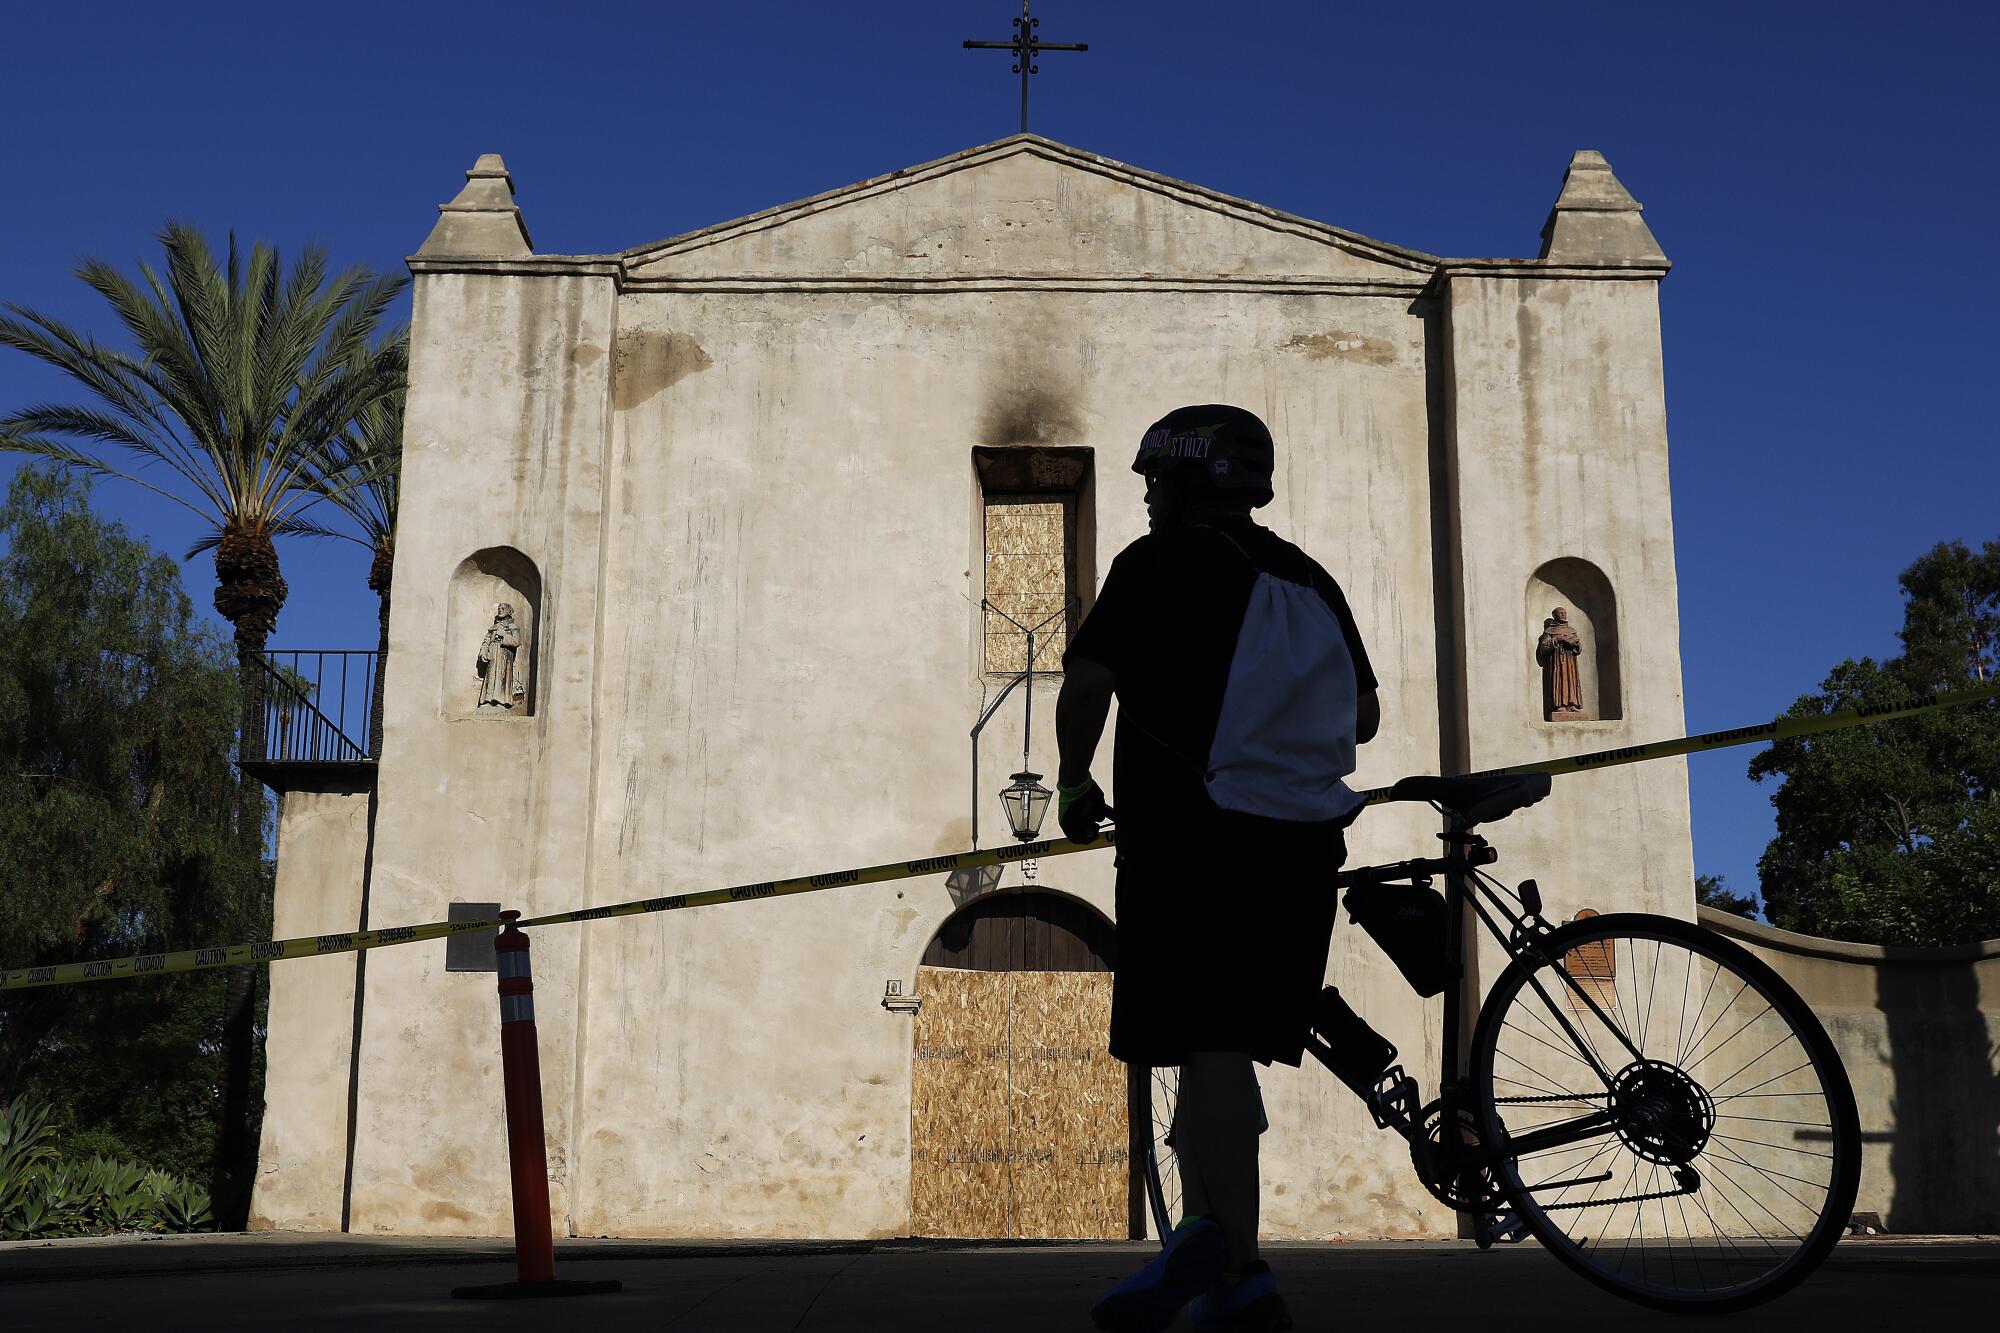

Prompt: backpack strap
[
  {"left": 1189, "top": 521, "right": 1255, "bottom": 567},
  {"left": 1123, "top": 525, "right": 1256, "bottom": 781},
  {"left": 1190, "top": 521, "right": 1312, "bottom": 591}
]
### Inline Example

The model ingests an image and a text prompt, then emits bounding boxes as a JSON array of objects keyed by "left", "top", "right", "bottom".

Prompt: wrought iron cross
[{"left": 963, "top": 1, "right": 1088, "bottom": 134}]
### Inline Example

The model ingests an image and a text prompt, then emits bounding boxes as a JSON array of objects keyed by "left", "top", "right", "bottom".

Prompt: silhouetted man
[{"left": 1057, "top": 405, "right": 1379, "bottom": 1333}]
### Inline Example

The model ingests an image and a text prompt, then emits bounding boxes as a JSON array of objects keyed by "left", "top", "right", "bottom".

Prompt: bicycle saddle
[{"left": 1389, "top": 773, "right": 1552, "bottom": 826}]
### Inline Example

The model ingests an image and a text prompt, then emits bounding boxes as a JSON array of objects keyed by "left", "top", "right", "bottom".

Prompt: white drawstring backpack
[{"left": 1201, "top": 531, "right": 1366, "bottom": 824}]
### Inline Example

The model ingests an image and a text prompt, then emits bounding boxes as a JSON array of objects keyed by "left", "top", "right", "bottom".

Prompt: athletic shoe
[
  {"left": 1188, "top": 1260, "right": 1293, "bottom": 1332},
  {"left": 1090, "top": 1218, "right": 1227, "bottom": 1332}
]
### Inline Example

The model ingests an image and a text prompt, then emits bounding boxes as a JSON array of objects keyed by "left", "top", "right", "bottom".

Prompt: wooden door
[{"left": 909, "top": 965, "right": 1128, "bottom": 1238}]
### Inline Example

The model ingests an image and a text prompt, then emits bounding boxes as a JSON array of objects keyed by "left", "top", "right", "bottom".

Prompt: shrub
[{"left": 0, "top": 1099, "right": 212, "bottom": 1240}]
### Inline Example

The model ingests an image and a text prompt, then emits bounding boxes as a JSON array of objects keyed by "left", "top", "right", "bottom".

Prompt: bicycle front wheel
[{"left": 1470, "top": 912, "right": 1860, "bottom": 1313}]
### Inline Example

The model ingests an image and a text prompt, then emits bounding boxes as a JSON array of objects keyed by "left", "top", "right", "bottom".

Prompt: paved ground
[{"left": 0, "top": 1232, "right": 1991, "bottom": 1330}]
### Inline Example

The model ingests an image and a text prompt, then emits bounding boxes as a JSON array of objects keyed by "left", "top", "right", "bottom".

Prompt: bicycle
[{"left": 1134, "top": 772, "right": 1861, "bottom": 1313}]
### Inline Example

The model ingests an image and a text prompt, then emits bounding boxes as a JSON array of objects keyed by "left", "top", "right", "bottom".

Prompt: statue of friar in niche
[
  {"left": 1537, "top": 607, "right": 1586, "bottom": 720},
  {"left": 476, "top": 603, "right": 528, "bottom": 710}
]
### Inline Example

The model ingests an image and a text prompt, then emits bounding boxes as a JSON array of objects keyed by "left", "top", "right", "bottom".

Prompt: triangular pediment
[{"left": 620, "top": 137, "right": 1438, "bottom": 286}]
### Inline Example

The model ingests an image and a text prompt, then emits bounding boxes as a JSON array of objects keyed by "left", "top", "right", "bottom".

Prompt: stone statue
[
  {"left": 477, "top": 603, "right": 527, "bottom": 709},
  {"left": 1537, "top": 606, "right": 1585, "bottom": 720}
]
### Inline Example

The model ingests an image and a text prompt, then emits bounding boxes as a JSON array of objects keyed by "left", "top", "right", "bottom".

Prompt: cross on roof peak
[{"left": 963, "top": 1, "right": 1089, "bottom": 135}]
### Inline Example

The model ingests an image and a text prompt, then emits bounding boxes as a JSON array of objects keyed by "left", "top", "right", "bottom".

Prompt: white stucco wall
[
  {"left": 1438, "top": 268, "right": 1696, "bottom": 1021},
  {"left": 250, "top": 786, "right": 372, "bottom": 1231},
  {"left": 344, "top": 268, "right": 618, "bottom": 1235},
  {"left": 316, "top": 137, "right": 1693, "bottom": 1241},
  {"left": 572, "top": 274, "right": 1449, "bottom": 1237},
  {"left": 1701, "top": 909, "right": 2000, "bottom": 1232}
]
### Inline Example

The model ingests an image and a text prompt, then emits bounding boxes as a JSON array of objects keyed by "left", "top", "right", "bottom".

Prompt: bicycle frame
[
  {"left": 1308, "top": 816, "right": 1628, "bottom": 1182},
  {"left": 1142, "top": 801, "right": 1862, "bottom": 1307}
]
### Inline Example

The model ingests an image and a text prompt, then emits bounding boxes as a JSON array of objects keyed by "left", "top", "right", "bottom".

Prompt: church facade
[{"left": 250, "top": 137, "right": 1696, "bottom": 1240}]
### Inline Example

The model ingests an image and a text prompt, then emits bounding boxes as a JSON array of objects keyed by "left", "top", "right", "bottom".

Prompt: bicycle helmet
[{"left": 1131, "top": 404, "right": 1275, "bottom": 508}]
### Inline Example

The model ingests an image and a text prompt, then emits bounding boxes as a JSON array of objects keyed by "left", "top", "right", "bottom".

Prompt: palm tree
[
  {"left": 0, "top": 222, "right": 404, "bottom": 672},
  {"left": 307, "top": 329, "right": 407, "bottom": 755},
  {"left": 0, "top": 221, "right": 405, "bottom": 1228}
]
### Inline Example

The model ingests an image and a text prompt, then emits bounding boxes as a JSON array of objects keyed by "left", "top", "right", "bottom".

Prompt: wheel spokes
[{"left": 1480, "top": 924, "right": 1850, "bottom": 1304}]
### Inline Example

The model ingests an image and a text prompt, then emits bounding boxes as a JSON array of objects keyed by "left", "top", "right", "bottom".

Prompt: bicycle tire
[
  {"left": 1135, "top": 1063, "right": 1181, "bottom": 1243},
  {"left": 1469, "top": 911, "right": 1860, "bottom": 1313}
]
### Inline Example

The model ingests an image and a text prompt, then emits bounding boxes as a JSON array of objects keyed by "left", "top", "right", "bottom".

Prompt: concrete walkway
[{"left": 1, "top": 1232, "right": 1991, "bottom": 1331}]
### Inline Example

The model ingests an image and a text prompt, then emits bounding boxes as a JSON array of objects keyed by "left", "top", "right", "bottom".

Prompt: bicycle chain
[
  {"left": 1535, "top": 1177, "right": 1697, "bottom": 1213},
  {"left": 1489, "top": 1091, "right": 1707, "bottom": 1213}
]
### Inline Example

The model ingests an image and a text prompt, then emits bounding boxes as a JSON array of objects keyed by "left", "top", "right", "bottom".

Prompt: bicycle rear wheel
[
  {"left": 1470, "top": 912, "right": 1859, "bottom": 1313},
  {"left": 1135, "top": 1063, "right": 1181, "bottom": 1242}
]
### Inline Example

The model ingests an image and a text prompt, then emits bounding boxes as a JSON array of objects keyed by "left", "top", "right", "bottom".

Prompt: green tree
[
  {"left": 1895, "top": 539, "right": 2000, "bottom": 688},
  {"left": 1750, "top": 540, "right": 2000, "bottom": 946},
  {"left": 0, "top": 223, "right": 405, "bottom": 1224},
  {"left": 0, "top": 467, "right": 266, "bottom": 1185},
  {"left": 1695, "top": 873, "right": 1758, "bottom": 919}
]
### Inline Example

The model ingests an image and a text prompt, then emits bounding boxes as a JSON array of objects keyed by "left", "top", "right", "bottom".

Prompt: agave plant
[
  {"left": 92, "top": 1157, "right": 154, "bottom": 1230},
  {"left": 151, "top": 1178, "right": 214, "bottom": 1233},
  {"left": 0, "top": 1100, "right": 58, "bottom": 1225},
  {"left": 0, "top": 1101, "right": 216, "bottom": 1238}
]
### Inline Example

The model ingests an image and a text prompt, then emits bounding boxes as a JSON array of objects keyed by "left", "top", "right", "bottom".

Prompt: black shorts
[{"left": 1108, "top": 810, "right": 1346, "bottom": 1068}]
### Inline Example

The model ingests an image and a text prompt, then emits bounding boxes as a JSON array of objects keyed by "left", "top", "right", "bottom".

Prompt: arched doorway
[{"left": 909, "top": 890, "right": 1140, "bottom": 1239}]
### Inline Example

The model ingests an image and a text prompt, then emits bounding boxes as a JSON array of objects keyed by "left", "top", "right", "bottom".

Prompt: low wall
[{"left": 1698, "top": 906, "right": 2000, "bottom": 1233}]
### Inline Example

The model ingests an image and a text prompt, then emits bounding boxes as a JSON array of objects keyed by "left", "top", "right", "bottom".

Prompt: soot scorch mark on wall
[{"left": 978, "top": 387, "right": 1082, "bottom": 447}]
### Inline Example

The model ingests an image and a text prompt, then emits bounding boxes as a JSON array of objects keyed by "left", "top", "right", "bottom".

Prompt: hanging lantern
[{"left": 998, "top": 771, "right": 1053, "bottom": 842}]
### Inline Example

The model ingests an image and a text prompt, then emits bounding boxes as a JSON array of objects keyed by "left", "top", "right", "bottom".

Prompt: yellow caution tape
[
  {"left": 1363, "top": 678, "right": 2000, "bottom": 795},
  {"left": 6, "top": 678, "right": 1994, "bottom": 993},
  {"left": 0, "top": 833, "right": 1107, "bottom": 991}
]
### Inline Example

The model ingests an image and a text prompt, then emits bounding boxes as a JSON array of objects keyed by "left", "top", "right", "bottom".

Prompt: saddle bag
[{"left": 1343, "top": 883, "right": 1450, "bottom": 997}]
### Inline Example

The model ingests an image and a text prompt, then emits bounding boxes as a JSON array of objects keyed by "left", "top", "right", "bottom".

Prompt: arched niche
[
  {"left": 445, "top": 547, "right": 542, "bottom": 719},
  {"left": 1526, "top": 558, "right": 1621, "bottom": 722},
  {"left": 921, "top": 889, "right": 1115, "bottom": 972}
]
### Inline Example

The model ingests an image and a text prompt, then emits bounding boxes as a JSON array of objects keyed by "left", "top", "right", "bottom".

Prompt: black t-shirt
[{"left": 1064, "top": 516, "right": 1377, "bottom": 846}]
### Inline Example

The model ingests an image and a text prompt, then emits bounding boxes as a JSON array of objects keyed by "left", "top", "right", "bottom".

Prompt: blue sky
[{"left": 3, "top": 1, "right": 1995, "bottom": 904}]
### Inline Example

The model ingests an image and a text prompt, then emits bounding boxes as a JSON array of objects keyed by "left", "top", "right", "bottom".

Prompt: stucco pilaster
[
  {"left": 1436, "top": 259, "right": 1695, "bottom": 927},
  {"left": 345, "top": 256, "right": 618, "bottom": 1237}
]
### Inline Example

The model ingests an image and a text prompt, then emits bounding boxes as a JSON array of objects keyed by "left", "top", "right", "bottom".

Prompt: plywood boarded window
[{"left": 975, "top": 446, "right": 1094, "bottom": 676}]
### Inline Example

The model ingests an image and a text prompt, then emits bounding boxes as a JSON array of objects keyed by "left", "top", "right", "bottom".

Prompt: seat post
[
  {"left": 1440, "top": 813, "right": 1468, "bottom": 1085},
  {"left": 1439, "top": 810, "right": 1486, "bottom": 1241}
]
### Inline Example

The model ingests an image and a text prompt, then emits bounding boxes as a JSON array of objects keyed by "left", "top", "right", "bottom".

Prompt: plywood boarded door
[
  {"left": 910, "top": 968, "right": 1011, "bottom": 1238},
  {"left": 910, "top": 965, "right": 1128, "bottom": 1238},
  {"left": 1009, "top": 970, "right": 1129, "bottom": 1237}
]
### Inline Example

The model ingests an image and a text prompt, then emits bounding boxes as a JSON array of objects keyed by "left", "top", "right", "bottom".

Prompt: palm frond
[
  {"left": 0, "top": 306, "right": 225, "bottom": 515},
  {"left": 273, "top": 512, "right": 355, "bottom": 542},
  {"left": 79, "top": 256, "right": 216, "bottom": 450},
  {"left": 0, "top": 430, "right": 223, "bottom": 526},
  {"left": 153, "top": 222, "right": 232, "bottom": 426},
  {"left": 3, "top": 402, "right": 174, "bottom": 463},
  {"left": 0, "top": 305, "right": 186, "bottom": 448},
  {"left": 287, "top": 326, "right": 407, "bottom": 544}
]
